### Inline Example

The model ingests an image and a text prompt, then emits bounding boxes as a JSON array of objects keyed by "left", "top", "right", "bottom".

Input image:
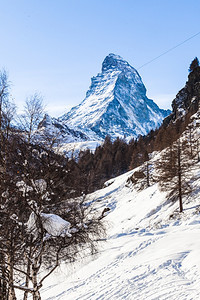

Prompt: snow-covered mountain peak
[
  {"left": 102, "top": 53, "right": 133, "bottom": 72},
  {"left": 58, "top": 54, "right": 170, "bottom": 141},
  {"left": 101, "top": 53, "right": 145, "bottom": 95}
]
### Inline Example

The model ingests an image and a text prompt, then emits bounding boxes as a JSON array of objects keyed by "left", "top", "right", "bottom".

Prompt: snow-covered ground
[
  {"left": 16, "top": 110, "right": 199, "bottom": 299},
  {"left": 33, "top": 156, "right": 200, "bottom": 300}
]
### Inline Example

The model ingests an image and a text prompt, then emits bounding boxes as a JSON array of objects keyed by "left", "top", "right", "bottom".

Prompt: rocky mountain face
[
  {"left": 164, "top": 66, "right": 200, "bottom": 125},
  {"left": 40, "top": 54, "right": 171, "bottom": 143},
  {"left": 58, "top": 53, "right": 170, "bottom": 141}
]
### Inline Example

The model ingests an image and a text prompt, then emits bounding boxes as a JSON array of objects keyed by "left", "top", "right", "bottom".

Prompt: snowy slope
[
  {"left": 38, "top": 166, "right": 200, "bottom": 300},
  {"left": 59, "top": 53, "right": 170, "bottom": 141},
  {"left": 32, "top": 112, "right": 200, "bottom": 300}
]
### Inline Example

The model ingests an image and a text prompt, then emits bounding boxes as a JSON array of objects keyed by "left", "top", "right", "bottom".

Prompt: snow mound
[{"left": 27, "top": 212, "right": 72, "bottom": 238}]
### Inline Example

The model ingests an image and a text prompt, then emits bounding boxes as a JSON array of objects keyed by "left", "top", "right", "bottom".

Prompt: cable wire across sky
[{"left": 138, "top": 31, "right": 200, "bottom": 70}]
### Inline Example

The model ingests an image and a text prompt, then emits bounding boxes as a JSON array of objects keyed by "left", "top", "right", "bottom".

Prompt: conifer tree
[
  {"left": 129, "top": 151, "right": 153, "bottom": 190},
  {"left": 156, "top": 138, "right": 195, "bottom": 212},
  {"left": 189, "top": 57, "right": 199, "bottom": 72}
]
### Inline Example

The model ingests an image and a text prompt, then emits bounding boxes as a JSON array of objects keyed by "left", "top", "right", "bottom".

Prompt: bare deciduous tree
[
  {"left": 2, "top": 100, "right": 16, "bottom": 139},
  {"left": 19, "top": 93, "right": 44, "bottom": 143},
  {"left": 0, "top": 136, "right": 105, "bottom": 300},
  {"left": 0, "top": 69, "right": 10, "bottom": 131}
]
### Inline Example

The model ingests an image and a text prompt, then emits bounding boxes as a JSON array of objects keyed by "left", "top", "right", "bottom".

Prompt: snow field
[{"left": 37, "top": 160, "right": 200, "bottom": 300}]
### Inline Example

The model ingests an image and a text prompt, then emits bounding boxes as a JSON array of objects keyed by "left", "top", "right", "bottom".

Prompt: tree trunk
[
  {"left": 0, "top": 252, "right": 8, "bottom": 300},
  {"left": 23, "top": 247, "right": 32, "bottom": 300},
  {"left": 197, "top": 139, "right": 200, "bottom": 162},
  {"left": 7, "top": 255, "right": 16, "bottom": 300},
  {"left": 146, "top": 162, "right": 150, "bottom": 187},
  {"left": 177, "top": 142, "right": 183, "bottom": 213},
  {"left": 32, "top": 261, "right": 41, "bottom": 300},
  {"left": 32, "top": 290, "right": 41, "bottom": 300},
  {"left": 8, "top": 288, "right": 16, "bottom": 300}
]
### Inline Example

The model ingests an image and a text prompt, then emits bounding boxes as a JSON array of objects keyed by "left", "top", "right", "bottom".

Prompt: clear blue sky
[{"left": 1, "top": 0, "right": 200, "bottom": 116}]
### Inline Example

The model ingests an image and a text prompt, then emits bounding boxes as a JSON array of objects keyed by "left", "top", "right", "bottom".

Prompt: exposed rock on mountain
[
  {"left": 164, "top": 66, "right": 200, "bottom": 124},
  {"left": 58, "top": 53, "right": 170, "bottom": 141}
]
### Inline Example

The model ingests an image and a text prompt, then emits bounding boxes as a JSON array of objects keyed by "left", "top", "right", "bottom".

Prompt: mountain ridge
[{"left": 46, "top": 53, "right": 171, "bottom": 142}]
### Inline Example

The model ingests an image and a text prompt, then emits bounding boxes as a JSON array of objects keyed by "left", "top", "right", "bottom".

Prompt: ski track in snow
[{"left": 43, "top": 230, "right": 200, "bottom": 300}]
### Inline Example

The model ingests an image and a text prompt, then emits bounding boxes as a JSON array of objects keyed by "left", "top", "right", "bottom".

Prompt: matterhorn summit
[{"left": 58, "top": 53, "right": 170, "bottom": 141}]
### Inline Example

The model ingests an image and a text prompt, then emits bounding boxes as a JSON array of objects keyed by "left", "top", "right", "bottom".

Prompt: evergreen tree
[
  {"left": 189, "top": 57, "right": 199, "bottom": 72},
  {"left": 156, "top": 138, "right": 195, "bottom": 212},
  {"left": 128, "top": 151, "right": 153, "bottom": 190}
]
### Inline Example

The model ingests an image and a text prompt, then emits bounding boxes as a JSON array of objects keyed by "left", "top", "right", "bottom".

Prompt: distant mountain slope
[
  {"left": 37, "top": 113, "right": 89, "bottom": 144},
  {"left": 58, "top": 53, "right": 170, "bottom": 141}
]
